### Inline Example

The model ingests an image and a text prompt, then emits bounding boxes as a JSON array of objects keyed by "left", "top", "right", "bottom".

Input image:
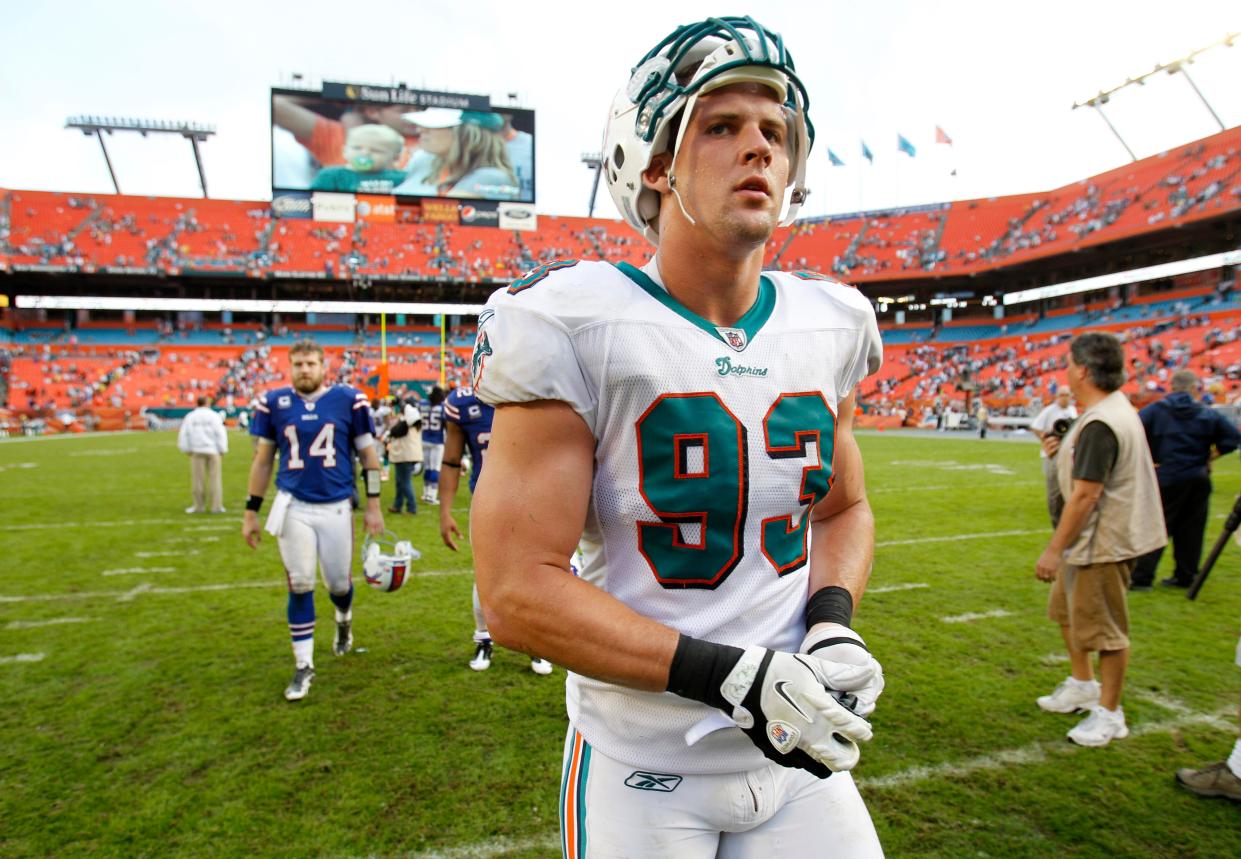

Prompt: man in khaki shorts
[{"left": 1034, "top": 333, "right": 1165, "bottom": 747}]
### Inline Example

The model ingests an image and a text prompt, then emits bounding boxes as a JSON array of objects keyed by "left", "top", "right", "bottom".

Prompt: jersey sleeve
[
  {"left": 472, "top": 289, "right": 597, "bottom": 431},
  {"left": 250, "top": 392, "right": 276, "bottom": 441},
  {"left": 349, "top": 389, "right": 375, "bottom": 439},
  {"left": 837, "top": 294, "right": 883, "bottom": 400}
]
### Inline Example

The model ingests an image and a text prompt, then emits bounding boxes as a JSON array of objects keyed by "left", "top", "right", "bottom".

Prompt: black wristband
[
  {"left": 442, "top": 460, "right": 462, "bottom": 469},
  {"left": 245, "top": 495, "right": 263, "bottom": 512},
  {"left": 805, "top": 585, "right": 854, "bottom": 629},
  {"left": 665, "top": 634, "right": 744, "bottom": 713}
]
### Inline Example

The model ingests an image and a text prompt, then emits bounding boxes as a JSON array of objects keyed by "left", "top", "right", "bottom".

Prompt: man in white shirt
[
  {"left": 178, "top": 395, "right": 229, "bottom": 513},
  {"left": 1030, "top": 388, "right": 1077, "bottom": 524}
]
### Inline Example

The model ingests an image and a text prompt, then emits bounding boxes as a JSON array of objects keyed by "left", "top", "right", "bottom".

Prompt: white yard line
[
  {"left": 165, "top": 536, "right": 220, "bottom": 544},
  {"left": 135, "top": 550, "right": 199, "bottom": 558},
  {"left": 7, "top": 518, "right": 184, "bottom": 531},
  {"left": 4, "top": 617, "right": 93, "bottom": 630},
  {"left": 182, "top": 524, "right": 237, "bottom": 532},
  {"left": 877, "top": 529, "right": 1045, "bottom": 547},
  {"left": 68, "top": 447, "right": 140, "bottom": 457},
  {"left": 407, "top": 833, "right": 561, "bottom": 859},
  {"left": 0, "top": 652, "right": 45, "bottom": 665},
  {"left": 941, "top": 608, "right": 1014, "bottom": 624},
  {"left": 0, "top": 569, "right": 473, "bottom": 604},
  {"left": 0, "top": 430, "right": 140, "bottom": 444},
  {"left": 857, "top": 692, "right": 1231, "bottom": 791},
  {"left": 101, "top": 567, "right": 177, "bottom": 577},
  {"left": 868, "top": 582, "right": 930, "bottom": 594},
  {"left": 1040, "top": 653, "right": 1070, "bottom": 665}
]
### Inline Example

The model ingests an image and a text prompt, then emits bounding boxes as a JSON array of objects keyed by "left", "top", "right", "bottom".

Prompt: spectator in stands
[
  {"left": 1034, "top": 333, "right": 1165, "bottom": 747},
  {"left": 394, "top": 110, "right": 519, "bottom": 201},
  {"left": 178, "top": 395, "right": 229, "bottom": 514},
  {"left": 975, "top": 400, "right": 989, "bottom": 439},
  {"left": 1030, "top": 389, "right": 1078, "bottom": 525},
  {"left": 310, "top": 125, "right": 407, "bottom": 194},
  {"left": 1130, "top": 370, "right": 1241, "bottom": 590}
]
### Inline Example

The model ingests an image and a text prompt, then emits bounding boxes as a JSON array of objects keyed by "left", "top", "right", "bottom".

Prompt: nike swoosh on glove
[
  {"left": 799, "top": 624, "right": 885, "bottom": 718},
  {"left": 721, "top": 647, "right": 873, "bottom": 777}
]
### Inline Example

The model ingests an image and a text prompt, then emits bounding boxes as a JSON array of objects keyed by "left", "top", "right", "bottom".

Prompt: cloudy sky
[{"left": 1, "top": 0, "right": 1237, "bottom": 221}]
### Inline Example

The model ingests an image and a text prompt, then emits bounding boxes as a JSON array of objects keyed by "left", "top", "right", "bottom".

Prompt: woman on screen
[{"left": 393, "top": 110, "right": 521, "bottom": 201}]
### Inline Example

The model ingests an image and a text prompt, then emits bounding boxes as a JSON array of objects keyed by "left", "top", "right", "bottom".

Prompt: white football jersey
[{"left": 474, "top": 258, "right": 882, "bottom": 774}]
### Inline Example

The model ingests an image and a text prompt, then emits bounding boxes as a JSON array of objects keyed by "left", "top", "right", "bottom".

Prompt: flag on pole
[
  {"left": 897, "top": 134, "right": 917, "bottom": 158},
  {"left": 935, "top": 125, "right": 953, "bottom": 146},
  {"left": 861, "top": 140, "right": 874, "bottom": 164},
  {"left": 828, "top": 148, "right": 845, "bottom": 167}
]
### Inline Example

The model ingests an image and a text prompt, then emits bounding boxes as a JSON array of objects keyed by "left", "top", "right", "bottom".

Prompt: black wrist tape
[
  {"left": 245, "top": 495, "right": 263, "bottom": 512},
  {"left": 665, "top": 634, "right": 743, "bottom": 713},
  {"left": 442, "top": 460, "right": 462, "bottom": 469},
  {"left": 805, "top": 585, "right": 854, "bottom": 629}
]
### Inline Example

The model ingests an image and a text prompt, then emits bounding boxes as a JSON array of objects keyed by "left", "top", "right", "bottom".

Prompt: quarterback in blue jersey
[
  {"left": 242, "top": 341, "right": 385, "bottom": 701},
  {"left": 439, "top": 385, "right": 551, "bottom": 676},
  {"left": 418, "top": 386, "right": 446, "bottom": 506}
]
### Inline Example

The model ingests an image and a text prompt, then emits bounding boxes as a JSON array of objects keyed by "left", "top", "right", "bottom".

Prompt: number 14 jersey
[{"left": 474, "top": 259, "right": 882, "bottom": 773}]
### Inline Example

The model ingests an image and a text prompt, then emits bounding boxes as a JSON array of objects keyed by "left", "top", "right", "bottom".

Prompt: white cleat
[
  {"left": 333, "top": 620, "right": 353, "bottom": 657},
  {"left": 284, "top": 665, "right": 315, "bottom": 701},
  {"left": 530, "top": 658, "right": 553, "bottom": 676},
  {"left": 469, "top": 640, "right": 493, "bottom": 672}
]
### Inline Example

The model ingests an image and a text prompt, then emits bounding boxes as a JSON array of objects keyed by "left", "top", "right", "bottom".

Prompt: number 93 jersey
[
  {"left": 474, "top": 259, "right": 882, "bottom": 774},
  {"left": 251, "top": 385, "right": 375, "bottom": 503}
]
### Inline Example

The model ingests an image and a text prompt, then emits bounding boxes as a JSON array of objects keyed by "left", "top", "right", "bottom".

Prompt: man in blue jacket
[{"left": 1132, "top": 370, "right": 1241, "bottom": 590}]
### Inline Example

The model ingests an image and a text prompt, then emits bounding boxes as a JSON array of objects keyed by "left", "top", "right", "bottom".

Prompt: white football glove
[
  {"left": 799, "top": 624, "right": 885, "bottom": 718},
  {"left": 721, "top": 647, "right": 873, "bottom": 776}
]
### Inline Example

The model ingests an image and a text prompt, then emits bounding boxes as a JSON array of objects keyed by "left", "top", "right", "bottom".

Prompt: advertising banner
[
  {"left": 499, "top": 202, "right": 538, "bottom": 231},
  {"left": 311, "top": 192, "right": 356, "bottom": 223},
  {"left": 356, "top": 194, "right": 396, "bottom": 223}
]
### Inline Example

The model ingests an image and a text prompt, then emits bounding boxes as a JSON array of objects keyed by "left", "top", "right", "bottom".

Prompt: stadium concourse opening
[{"left": 2, "top": 123, "right": 1241, "bottom": 435}]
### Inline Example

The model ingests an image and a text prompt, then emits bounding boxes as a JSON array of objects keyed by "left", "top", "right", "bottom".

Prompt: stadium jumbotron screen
[{"left": 271, "top": 82, "right": 535, "bottom": 213}]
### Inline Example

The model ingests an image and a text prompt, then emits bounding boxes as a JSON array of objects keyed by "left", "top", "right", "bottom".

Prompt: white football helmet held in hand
[{"left": 362, "top": 531, "right": 421, "bottom": 592}]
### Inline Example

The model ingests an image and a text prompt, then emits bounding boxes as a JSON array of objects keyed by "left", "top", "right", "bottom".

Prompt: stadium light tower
[
  {"left": 1072, "top": 31, "right": 1238, "bottom": 161},
  {"left": 582, "top": 152, "right": 604, "bottom": 218},
  {"left": 65, "top": 116, "right": 217, "bottom": 197}
]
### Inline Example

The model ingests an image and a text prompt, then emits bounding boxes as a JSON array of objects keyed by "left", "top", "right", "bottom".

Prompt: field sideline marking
[
  {"left": 0, "top": 652, "right": 45, "bottom": 665},
  {"left": 0, "top": 430, "right": 141, "bottom": 444},
  {"left": 941, "top": 608, "right": 1014, "bottom": 624},
  {"left": 135, "top": 550, "right": 199, "bottom": 558},
  {"left": 8, "top": 518, "right": 186, "bottom": 531},
  {"left": 4, "top": 617, "right": 93, "bottom": 630},
  {"left": 0, "top": 569, "right": 473, "bottom": 604},
  {"left": 877, "top": 529, "right": 1045, "bottom": 547}
]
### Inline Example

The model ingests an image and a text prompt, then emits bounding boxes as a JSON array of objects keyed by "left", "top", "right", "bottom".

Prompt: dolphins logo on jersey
[{"left": 471, "top": 331, "right": 493, "bottom": 385}]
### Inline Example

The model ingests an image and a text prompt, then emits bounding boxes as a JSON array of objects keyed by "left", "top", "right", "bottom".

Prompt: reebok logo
[{"left": 624, "top": 771, "right": 683, "bottom": 792}]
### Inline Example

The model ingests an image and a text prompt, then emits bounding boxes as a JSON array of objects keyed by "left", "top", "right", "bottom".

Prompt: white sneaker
[
  {"left": 530, "top": 657, "right": 553, "bottom": 675},
  {"left": 1037, "top": 677, "right": 1100, "bottom": 713},
  {"left": 185, "top": 506, "right": 203, "bottom": 514},
  {"left": 284, "top": 665, "right": 315, "bottom": 701},
  {"left": 1067, "top": 705, "right": 1129, "bottom": 747}
]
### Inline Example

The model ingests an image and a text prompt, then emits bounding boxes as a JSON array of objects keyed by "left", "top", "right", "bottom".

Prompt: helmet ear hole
[{"left": 612, "top": 144, "right": 625, "bottom": 169}]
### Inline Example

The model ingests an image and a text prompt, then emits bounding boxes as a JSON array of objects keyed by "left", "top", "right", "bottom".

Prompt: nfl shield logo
[{"left": 717, "top": 327, "right": 748, "bottom": 352}]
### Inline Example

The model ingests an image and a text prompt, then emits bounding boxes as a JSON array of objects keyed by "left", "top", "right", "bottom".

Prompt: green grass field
[{"left": 1, "top": 429, "right": 1239, "bottom": 858}]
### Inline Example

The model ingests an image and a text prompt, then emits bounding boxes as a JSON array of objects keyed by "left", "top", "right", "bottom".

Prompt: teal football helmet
[{"left": 603, "top": 15, "right": 814, "bottom": 243}]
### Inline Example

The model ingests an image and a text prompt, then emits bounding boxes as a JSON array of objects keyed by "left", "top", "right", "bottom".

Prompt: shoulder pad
[{"left": 489, "top": 259, "right": 641, "bottom": 332}]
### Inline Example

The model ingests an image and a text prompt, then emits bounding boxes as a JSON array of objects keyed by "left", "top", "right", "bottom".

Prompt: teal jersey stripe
[
  {"left": 576, "top": 738, "right": 592, "bottom": 859},
  {"left": 614, "top": 262, "right": 775, "bottom": 348}
]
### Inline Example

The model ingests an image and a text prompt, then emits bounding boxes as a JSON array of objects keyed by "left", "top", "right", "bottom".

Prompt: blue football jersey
[
  {"left": 418, "top": 399, "right": 445, "bottom": 445},
  {"left": 442, "top": 386, "right": 493, "bottom": 492},
  {"left": 251, "top": 385, "right": 375, "bottom": 503}
]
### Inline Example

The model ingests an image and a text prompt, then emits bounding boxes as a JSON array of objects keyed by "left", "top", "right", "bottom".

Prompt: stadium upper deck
[{"left": 2, "top": 126, "right": 1238, "bottom": 286}]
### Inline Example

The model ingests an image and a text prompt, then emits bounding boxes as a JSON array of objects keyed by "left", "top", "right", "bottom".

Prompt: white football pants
[
  {"left": 422, "top": 442, "right": 444, "bottom": 473},
  {"left": 560, "top": 726, "right": 883, "bottom": 858},
  {"left": 277, "top": 497, "right": 354, "bottom": 595}
]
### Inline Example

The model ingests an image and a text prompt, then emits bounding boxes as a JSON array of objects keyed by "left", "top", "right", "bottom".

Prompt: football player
[
  {"left": 469, "top": 16, "right": 885, "bottom": 856},
  {"left": 439, "top": 384, "right": 552, "bottom": 675},
  {"left": 419, "top": 385, "right": 446, "bottom": 505},
  {"left": 242, "top": 341, "right": 385, "bottom": 701}
]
